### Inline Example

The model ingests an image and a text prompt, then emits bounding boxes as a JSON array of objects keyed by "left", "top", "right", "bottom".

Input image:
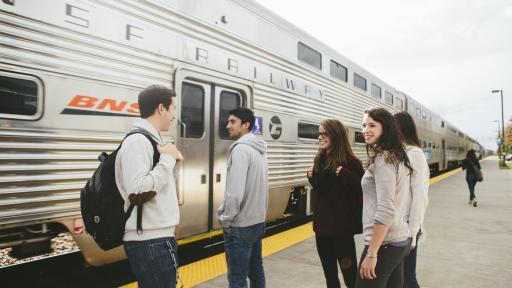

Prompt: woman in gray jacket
[{"left": 356, "top": 108, "right": 414, "bottom": 288}]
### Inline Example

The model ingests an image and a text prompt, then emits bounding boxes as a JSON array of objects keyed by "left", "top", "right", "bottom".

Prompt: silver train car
[{"left": 0, "top": 0, "right": 481, "bottom": 266}]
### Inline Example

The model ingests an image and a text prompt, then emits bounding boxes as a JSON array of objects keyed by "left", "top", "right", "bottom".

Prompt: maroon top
[{"left": 307, "top": 155, "right": 364, "bottom": 236}]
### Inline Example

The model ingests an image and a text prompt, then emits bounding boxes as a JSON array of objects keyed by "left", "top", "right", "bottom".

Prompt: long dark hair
[
  {"left": 394, "top": 111, "right": 420, "bottom": 147},
  {"left": 314, "top": 119, "right": 361, "bottom": 172},
  {"left": 466, "top": 149, "right": 479, "bottom": 165},
  {"left": 364, "top": 108, "right": 413, "bottom": 174}
]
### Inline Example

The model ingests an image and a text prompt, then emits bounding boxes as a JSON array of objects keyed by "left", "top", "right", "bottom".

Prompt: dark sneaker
[{"left": 473, "top": 201, "right": 477, "bottom": 207}]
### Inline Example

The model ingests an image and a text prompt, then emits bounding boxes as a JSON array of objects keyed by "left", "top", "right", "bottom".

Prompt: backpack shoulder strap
[{"left": 125, "top": 129, "right": 160, "bottom": 168}]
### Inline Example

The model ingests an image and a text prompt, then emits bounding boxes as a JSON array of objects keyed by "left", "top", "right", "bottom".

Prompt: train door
[
  {"left": 441, "top": 139, "right": 446, "bottom": 170},
  {"left": 177, "top": 78, "right": 247, "bottom": 237}
]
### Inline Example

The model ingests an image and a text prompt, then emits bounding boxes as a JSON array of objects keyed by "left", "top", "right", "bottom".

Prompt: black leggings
[
  {"left": 355, "top": 244, "right": 410, "bottom": 288},
  {"left": 315, "top": 235, "right": 358, "bottom": 288}
]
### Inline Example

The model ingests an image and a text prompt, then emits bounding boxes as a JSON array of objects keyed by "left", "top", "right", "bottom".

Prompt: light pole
[
  {"left": 492, "top": 89, "right": 505, "bottom": 166},
  {"left": 494, "top": 120, "right": 501, "bottom": 156}
]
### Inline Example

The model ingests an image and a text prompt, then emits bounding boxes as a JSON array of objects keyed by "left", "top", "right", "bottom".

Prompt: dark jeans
[
  {"left": 404, "top": 245, "right": 419, "bottom": 288},
  {"left": 355, "top": 244, "right": 410, "bottom": 288},
  {"left": 315, "top": 235, "right": 357, "bottom": 288},
  {"left": 224, "top": 223, "right": 266, "bottom": 288},
  {"left": 466, "top": 175, "right": 477, "bottom": 201},
  {"left": 124, "top": 237, "right": 178, "bottom": 288}
]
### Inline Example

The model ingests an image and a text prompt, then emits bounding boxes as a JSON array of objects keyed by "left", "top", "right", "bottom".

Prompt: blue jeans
[
  {"left": 404, "top": 245, "right": 419, "bottom": 288},
  {"left": 124, "top": 237, "right": 179, "bottom": 288},
  {"left": 224, "top": 223, "right": 266, "bottom": 288}
]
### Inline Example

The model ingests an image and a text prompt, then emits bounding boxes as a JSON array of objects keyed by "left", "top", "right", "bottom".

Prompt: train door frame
[
  {"left": 441, "top": 139, "right": 446, "bottom": 170},
  {"left": 174, "top": 67, "right": 253, "bottom": 237}
]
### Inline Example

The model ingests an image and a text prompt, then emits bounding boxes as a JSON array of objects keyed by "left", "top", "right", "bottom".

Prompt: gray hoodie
[{"left": 217, "top": 133, "right": 268, "bottom": 228}]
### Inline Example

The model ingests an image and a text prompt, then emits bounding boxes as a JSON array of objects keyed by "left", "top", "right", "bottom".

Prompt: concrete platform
[{"left": 198, "top": 157, "right": 512, "bottom": 288}]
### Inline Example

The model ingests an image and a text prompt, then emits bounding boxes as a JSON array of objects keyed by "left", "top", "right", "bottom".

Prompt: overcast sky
[{"left": 255, "top": 0, "right": 512, "bottom": 150}]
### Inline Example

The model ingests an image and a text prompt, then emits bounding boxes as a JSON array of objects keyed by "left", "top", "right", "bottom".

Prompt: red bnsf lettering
[
  {"left": 97, "top": 99, "right": 128, "bottom": 111},
  {"left": 127, "top": 103, "right": 140, "bottom": 115},
  {"left": 68, "top": 95, "right": 97, "bottom": 108}
]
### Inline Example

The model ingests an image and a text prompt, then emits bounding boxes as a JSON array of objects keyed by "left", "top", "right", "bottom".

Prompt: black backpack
[{"left": 80, "top": 130, "right": 160, "bottom": 251}]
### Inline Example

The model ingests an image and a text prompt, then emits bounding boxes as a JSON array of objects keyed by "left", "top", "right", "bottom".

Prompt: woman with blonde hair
[{"left": 307, "top": 119, "right": 364, "bottom": 288}]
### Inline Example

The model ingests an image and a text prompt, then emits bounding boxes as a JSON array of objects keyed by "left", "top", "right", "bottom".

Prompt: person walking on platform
[
  {"left": 461, "top": 149, "right": 482, "bottom": 207},
  {"left": 307, "top": 119, "right": 364, "bottom": 288},
  {"left": 356, "top": 108, "right": 414, "bottom": 288},
  {"left": 394, "top": 112, "right": 430, "bottom": 288},
  {"left": 217, "top": 107, "right": 268, "bottom": 288},
  {"left": 116, "top": 85, "right": 183, "bottom": 288}
]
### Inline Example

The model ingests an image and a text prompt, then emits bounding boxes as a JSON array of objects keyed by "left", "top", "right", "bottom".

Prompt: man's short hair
[
  {"left": 229, "top": 107, "right": 255, "bottom": 131},
  {"left": 138, "top": 85, "right": 176, "bottom": 118}
]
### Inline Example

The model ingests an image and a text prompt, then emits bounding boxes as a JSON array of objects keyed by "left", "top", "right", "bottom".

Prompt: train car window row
[
  {"left": 298, "top": 42, "right": 322, "bottom": 70},
  {"left": 354, "top": 73, "right": 367, "bottom": 91},
  {"left": 385, "top": 91, "right": 393, "bottom": 105},
  {"left": 0, "top": 73, "right": 40, "bottom": 119},
  {"left": 394, "top": 97, "right": 404, "bottom": 109},
  {"left": 354, "top": 131, "right": 365, "bottom": 144},
  {"left": 330, "top": 60, "right": 348, "bottom": 82},
  {"left": 298, "top": 122, "right": 320, "bottom": 139},
  {"left": 371, "top": 83, "right": 382, "bottom": 99}
]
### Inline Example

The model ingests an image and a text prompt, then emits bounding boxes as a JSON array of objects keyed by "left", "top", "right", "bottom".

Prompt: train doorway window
[
  {"left": 394, "top": 97, "right": 404, "bottom": 109},
  {"left": 181, "top": 82, "right": 205, "bottom": 138},
  {"left": 298, "top": 42, "right": 322, "bottom": 70},
  {"left": 218, "top": 91, "right": 242, "bottom": 139},
  {"left": 0, "top": 72, "right": 42, "bottom": 120}
]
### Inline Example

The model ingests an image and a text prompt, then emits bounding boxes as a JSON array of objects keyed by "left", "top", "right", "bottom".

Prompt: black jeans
[
  {"left": 466, "top": 175, "right": 477, "bottom": 201},
  {"left": 355, "top": 244, "right": 410, "bottom": 288},
  {"left": 315, "top": 235, "right": 358, "bottom": 288},
  {"left": 404, "top": 245, "right": 419, "bottom": 288}
]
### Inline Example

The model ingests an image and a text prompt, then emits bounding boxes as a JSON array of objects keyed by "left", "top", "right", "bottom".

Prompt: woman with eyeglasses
[
  {"left": 307, "top": 119, "right": 364, "bottom": 288},
  {"left": 356, "top": 108, "right": 414, "bottom": 288}
]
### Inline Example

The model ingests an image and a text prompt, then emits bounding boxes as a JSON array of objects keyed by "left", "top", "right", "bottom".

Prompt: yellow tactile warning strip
[
  {"left": 121, "top": 167, "right": 464, "bottom": 288},
  {"left": 120, "top": 222, "right": 315, "bottom": 288}
]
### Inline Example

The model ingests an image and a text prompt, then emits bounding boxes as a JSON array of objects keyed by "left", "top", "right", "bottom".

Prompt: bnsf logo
[{"left": 62, "top": 95, "right": 140, "bottom": 117}]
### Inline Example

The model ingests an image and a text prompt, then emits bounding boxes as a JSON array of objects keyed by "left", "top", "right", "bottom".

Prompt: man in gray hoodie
[{"left": 217, "top": 107, "right": 268, "bottom": 288}]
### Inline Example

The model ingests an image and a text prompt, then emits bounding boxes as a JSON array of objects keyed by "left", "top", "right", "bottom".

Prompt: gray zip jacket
[{"left": 217, "top": 133, "right": 268, "bottom": 228}]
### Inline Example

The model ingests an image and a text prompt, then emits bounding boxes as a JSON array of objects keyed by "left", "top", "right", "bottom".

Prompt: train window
[
  {"left": 330, "top": 60, "right": 347, "bottom": 82},
  {"left": 219, "top": 90, "right": 242, "bottom": 139},
  {"left": 394, "top": 98, "right": 404, "bottom": 109},
  {"left": 0, "top": 72, "right": 42, "bottom": 120},
  {"left": 371, "top": 84, "right": 382, "bottom": 99},
  {"left": 181, "top": 83, "right": 205, "bottom": 138},
  {"left": 423, "top": 141, "right": 427, "bottom": 148},
  {"left": 355, "top": 131, "right": 365, "bottom": 144},
  {"left": 428, "top": 142, "right": 432, "bottom": 148},
  {"left": 422, "top": 110, "right": 427, "bottom": 119},
  {"left": 354, "top": 73, "right": 367, "bottom": 91},
  {"left": 416, "top": 107, "right": 421, "bottom": 116},
  {"left": 298, "top": 42, "right": 322, "bottom": 70},
  {"left": 385, "top": 91, "right": 393, "bottom": 104},
  {"left": 298, "top": 123, "right": 319, "bottom": 139},
  {"left": 408, "top": 102, "right": 415, "bottom": 113}
]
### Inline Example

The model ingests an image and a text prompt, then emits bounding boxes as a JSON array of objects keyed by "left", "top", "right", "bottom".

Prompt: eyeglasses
[{"left": 318, "top": 132, "right": 329, "bottom": 138}]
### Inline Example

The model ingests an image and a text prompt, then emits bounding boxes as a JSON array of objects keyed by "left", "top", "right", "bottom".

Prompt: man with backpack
[
  {"left": 115, "top": 85, "right": 182, "bottom": 288},
  {"left": 217, "top": 108, "right": 269, "bottom": 288}
]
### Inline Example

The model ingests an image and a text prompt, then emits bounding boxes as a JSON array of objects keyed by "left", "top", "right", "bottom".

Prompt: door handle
[
  {"left": 216, "top": 173, "right": 221, "bottom": 183},
  {"left": 201, "top": 174, "right": 207, "bottom": 184}
]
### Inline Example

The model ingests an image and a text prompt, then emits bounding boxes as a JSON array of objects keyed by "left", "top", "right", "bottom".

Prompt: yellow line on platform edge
[{"left": 121, "top": 167, "right": 465, "bottom": 288}]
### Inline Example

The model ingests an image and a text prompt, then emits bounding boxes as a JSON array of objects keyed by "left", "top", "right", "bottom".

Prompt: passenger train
[{"left": 0, "top": 0, "right": 482, "bottom": 266}]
